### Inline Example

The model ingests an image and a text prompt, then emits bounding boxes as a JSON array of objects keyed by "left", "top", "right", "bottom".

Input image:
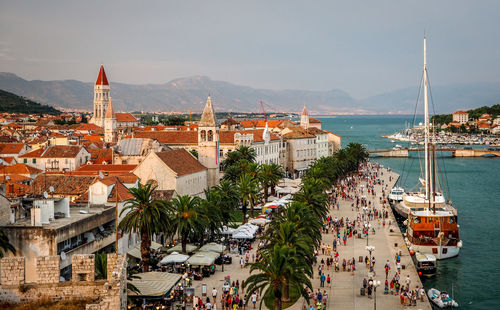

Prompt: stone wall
[
  {"left": 0, "top": 257, "right": 24, "bottom": 286},
  {"left": 72, "top": 254, "right": 95, "bottom": 282},
  {"left": 36, "top": 256, "right": 59, "bottom": 284},
  {"left": 0, "top": 254, "right": 126, "bottom": 310}
]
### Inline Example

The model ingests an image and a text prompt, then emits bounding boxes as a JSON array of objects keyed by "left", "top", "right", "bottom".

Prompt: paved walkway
[{"left": 185, "top": 164, "right": 432, "bottom": 310}]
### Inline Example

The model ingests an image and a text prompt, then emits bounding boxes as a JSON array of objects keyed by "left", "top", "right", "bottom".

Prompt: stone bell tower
[
  {"left": 197, "top": 96, "right": 219, "bottom": 188},
  {"left": 90, "top": 65, "right": 110, "bottom": 128},
  {"left": 104, "top": 100, "right": 117, "bottom": 143}
]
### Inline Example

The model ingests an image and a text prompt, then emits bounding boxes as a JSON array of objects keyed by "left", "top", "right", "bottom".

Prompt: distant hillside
[
  {"left": 0, "top": 72, "right": 499, "bottom": 114},
  {"left": 0, "top": 89, "right": 61, "bottom": 115},
  {"left": 432, "top": 104, "right": 500, "bottom": 124}
]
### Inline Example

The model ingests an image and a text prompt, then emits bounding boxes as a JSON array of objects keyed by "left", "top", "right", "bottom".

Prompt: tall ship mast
[{"left": 404, "top": 37, "right": 462, "bottom": 259}]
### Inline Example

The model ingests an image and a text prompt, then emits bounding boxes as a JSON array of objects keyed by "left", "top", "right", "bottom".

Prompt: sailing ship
[{"left": 404, "top": 37, "right": 462, "bottom": 259}]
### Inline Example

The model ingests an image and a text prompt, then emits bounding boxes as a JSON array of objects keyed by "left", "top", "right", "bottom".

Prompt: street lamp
[
  {"left": 366, "top": 245, "right": 375, "bottom": 272},
  {"left": 365, "top": 223, "right": 371, "bottom": 246},
  {"left": 369, "top": 280, "right": 381, "bottom": 310}
]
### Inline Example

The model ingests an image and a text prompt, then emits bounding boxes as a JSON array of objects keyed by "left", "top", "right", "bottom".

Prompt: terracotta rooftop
[
  {"left": 134, "top": 131, "right": 198, "bottom": 144},
  {"left": 0, "top": 143, "right": 25, "bottom": 155},
  {"left": 283, "top": 128, "right": 315, "bottom": 139},
  {"left": 0, "top": 163, "right": 43, "bottom": 175},
  {"left": 115, "top": 113, "right": 137, "bottom": 122},
  {"left": 95, "top": 65, "right": 109, "bottom": 86},
  {"left": 20, "top": 145, "right": 85, "bottom": 158},
  {"left": 29, "top": 174, "right": 96, "bottom": 196},
  {"left": 240, "top": 120, "right": 285, "bottom": 128},
  {"left": 155, "top": 149, "right": 206, "bottom": 176},
  {"left": 453, "top": 110, "right": 468, "bottom": 115},
  {"left": 309, "top": 117, "right": 321, "bottom": 123},
  {"left": 87, "top": 148, "right": 113, "bottom": 164},
  {"left": 75, "top": 164, "right": 137, "bottom": 175}
]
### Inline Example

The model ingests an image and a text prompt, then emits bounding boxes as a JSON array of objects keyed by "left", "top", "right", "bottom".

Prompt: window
[
  {"left": 432, "top": 248, "right": 438, "bottom": 254},
  {"left": 200, "top": 130, "right": 206, "bottom": 141},
  {"left": 442, "top": 248, "right": 448, "bottom": 254},
  {"left": 24, "top": 158, "right": 27, "bottom": 163},
  {"left": 32, "top": 158, "right": 36, "bottom": 164},
  {"left": 208, "top": 130, "right": 213, "bottom": 141}
]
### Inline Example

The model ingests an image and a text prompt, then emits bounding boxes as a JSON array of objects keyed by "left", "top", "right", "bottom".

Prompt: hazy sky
[{"left": 1, "top": 0, "right": 499, "bottom": 98}]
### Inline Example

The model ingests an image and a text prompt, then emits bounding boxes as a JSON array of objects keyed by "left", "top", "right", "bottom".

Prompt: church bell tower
[
  {"left": 198, "top": 96, "right": 220, "bottom": 188},
  {"left": 91, "top": 65, "right": 110, "bottom": 128}
]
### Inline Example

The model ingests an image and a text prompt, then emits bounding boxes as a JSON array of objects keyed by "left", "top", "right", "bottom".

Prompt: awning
[
  {"left": 160, "top": 252, "right": 190, "bottom": 265},
  {"left": 128, "top": 272, "right": 181, "bottom": 297},
  {"left": 250, "top": 218, "right": 271, "bottom": 225},
  {"left": 199, "top": 242, "right": 226, "bottom": 253},
  {"left": 167, "top": 244, "right": 198, "bottom": 254},
  {"left": 187, "top": 253, "right": 216, "bottom": 266},
  {"left": 128, "top": 241, "right": 163, "bottom": 259}
]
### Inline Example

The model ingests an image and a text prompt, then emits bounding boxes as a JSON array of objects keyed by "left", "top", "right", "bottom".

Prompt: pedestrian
[
  {"left": 212, "top": 287, "right": 218, "bottom": 302},
  {"left": 320, "top": 273, "right": 326, "bottom": 287},
  {"left": 240, "top": 257, "right": 244, "bottom": 269},
  {"left": 327, "top": 274, "right": 331, "bottom": 287},
  {"left": 251, "top": 293, "right": 257, "bottom": 309}
]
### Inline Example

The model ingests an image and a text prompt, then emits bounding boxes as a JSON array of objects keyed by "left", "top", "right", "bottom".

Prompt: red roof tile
[
  {"left": 155, "top": 149, "right": 206, "bottom": 176},
  {"left": 95, "top": 65, "right": 109, "bottom": 86},
  {"left": 115, "top": 113, "right": 137, "bottom": 122},
  {"left": 0, "top": 143, "right": 25, "bottom": 155},
  {"left": 75, "top": 164, "right": 137, "bottom": 175},
  {"left": 134, "top": 131, "right": 198, "bottom": 144}
]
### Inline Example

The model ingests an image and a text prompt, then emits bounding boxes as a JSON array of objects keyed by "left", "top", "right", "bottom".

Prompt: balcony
[{"left": 60, "top": 233, "right": 116, "bottom": 269}]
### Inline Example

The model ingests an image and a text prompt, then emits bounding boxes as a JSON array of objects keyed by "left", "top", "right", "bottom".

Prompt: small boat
[
  {"left": 412, "top": 252, "right": 437, "bottom": 277},
  {"left": 427, "top": 288, "right": 458, "bottom": 308},
  {"left": 388, "top": 186, "right": 404, "bottom": 203}
]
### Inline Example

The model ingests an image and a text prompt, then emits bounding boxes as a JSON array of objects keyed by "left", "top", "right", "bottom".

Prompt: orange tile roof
[
  {"left": 283, "top": 128, "right": 315, "bottom": 139},
  {"left": 115, "top": 113, "right": 137, "bottom": 122},
  {"left": 0, "top": 163, "right": 42, "bottom": 175},
  {"left": 0, "top": 143, "right": 25, "bottom": 155},
  {"left": 75, "top": 123, "right": 102, "bottom": 131},
  {"left": 309, "top": 117, "right": 321, "bottom": 123},
  {"left": 240, "top": 120, "right": 285, "bottom": 128},
  {"left": 155, "top": 149, "right": 206, "bottom": 176},
  {"left": 0, "top": 174, "right": 31, "bottom": 182},
  {"left": 95, "top": 65, "right": 109, "bottom": 86},
  {"left": 20, "top": 145, "right": 84, "bottom": 158},
  {"left": 82, "top": 135, "right": 103, "bottom": 142},
  {"left": 1, "top": 156, "right": 16, "bottom": 164},
  {"left": 453, "top": 110, "right": 468, "bottom": 115},
  {"left": 87, "top": 148, "right": 113, "bottom": 164},
  {"left": 134, "top": 131, "right": 198, "bottom": 144},
  {"left": 29, "top": 174, "right": 96, "bottom": 196},
  {"left": 75, "top": 164, "right": 137, "bottom": 175}
]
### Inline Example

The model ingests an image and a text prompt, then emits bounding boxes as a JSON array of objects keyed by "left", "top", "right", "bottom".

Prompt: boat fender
[
  {"left": 403, "top": 219, "right": 408, "bottom": 226},
  {"left": 457, "top": 241, "right": 463, "bottom": 248}
]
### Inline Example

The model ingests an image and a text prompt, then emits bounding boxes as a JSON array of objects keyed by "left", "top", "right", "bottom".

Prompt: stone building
[
  {"left": 133, "top": 149, "right": 207, "bottom": 197},
  {"left": 197, "top": 96, "right": 220, "bottom": 188},
  {"left": 90, "top": 65, "right": 111, "bottom": 128}
]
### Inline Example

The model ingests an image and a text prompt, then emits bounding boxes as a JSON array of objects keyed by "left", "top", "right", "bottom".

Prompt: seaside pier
[{"left": 369, "top": 147, "right": 500, "bottom": 158}]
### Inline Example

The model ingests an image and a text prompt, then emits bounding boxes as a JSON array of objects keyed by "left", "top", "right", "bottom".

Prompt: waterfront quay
[{"left": 181, "top": 164, "right": 432, "bottom": 310}]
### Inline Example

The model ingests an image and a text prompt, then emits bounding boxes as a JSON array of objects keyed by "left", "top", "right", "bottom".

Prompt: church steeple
[
  {"left": 300, "top": 105, "right": 309, "bottom": 129},
  {"left": 90, "top": 64, "right": 111, "bottom": 128},
  {"left": 199, "top": 96, "right": 216, "bottom": 127},
  {"left": 198, "top": 96, "right": 219, "bottom": 187}
]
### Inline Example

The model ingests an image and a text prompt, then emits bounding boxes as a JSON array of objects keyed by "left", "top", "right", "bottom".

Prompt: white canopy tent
[
  {"left": 187, "top": 253, "right": 216, "bottom": 266},
  {"left": 160, "top": 252, "right": 190, "bottom": 265},
  {"left": 199, "top": 243, "right": 226, "bottom": 253},
  {"left": 128, "top": 242, "right": 163, "bottom": 260},
  {"left": 249, "top": 218, "right": 271, "bottom": 226},
  {"left": 167, "top": 244, "right": 198, "bottom": 254}
]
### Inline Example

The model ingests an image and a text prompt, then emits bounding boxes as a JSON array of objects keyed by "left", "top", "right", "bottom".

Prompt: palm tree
[
  {"left": 237, "top": 173, "right": 260, "bottom": 222},
  {"left": 236, "top": 145, "right": 256, "bottom": 163},
  {"left": 119, "top": 183, "right": 169, "bottom": 272},
  {"left": 263, "top": 221, "right": 313, "bottom": 302},
  {"left": 293, "top": 178, "right": 329, "bottom": 221},
  {"left": 212, "top": 180, "right": 240, "bottom": 223},
  {"left": 244, "top": 244, "right": 311, "bottom": 310},
  {"left": 169, "top": 195, "right": 208, "bottom": 253},
  {"left": 259, "top": 163, "right": 284, "bottom": 201},
  {"left": 0, "top": 228, "right": 15, "bottom": 258}
]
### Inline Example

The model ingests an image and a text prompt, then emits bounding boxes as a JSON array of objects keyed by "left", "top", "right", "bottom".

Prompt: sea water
[{"left": 319, "top": 115, "right": 500, "bottom": 310}]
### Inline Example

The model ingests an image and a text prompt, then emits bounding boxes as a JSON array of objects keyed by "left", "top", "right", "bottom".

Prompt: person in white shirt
[
  {"left": 212, "top": 287, "right": 217, "bottom": 302},
  {"left": 206, "top": 301, "right": 212, "bottom": 310}
]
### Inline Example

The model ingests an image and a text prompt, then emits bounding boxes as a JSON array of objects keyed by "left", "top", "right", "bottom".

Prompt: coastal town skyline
[{"left": 1, "top": 1, "right": 500, "bottom": 100}]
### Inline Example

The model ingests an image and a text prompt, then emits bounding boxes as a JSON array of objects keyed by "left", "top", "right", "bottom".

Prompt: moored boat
[
  {"left": 411, "top": 252, "right": 437, "bottom": 277},
  {"left": 427, "top": 288, "right": 458, "bottom": 308}
]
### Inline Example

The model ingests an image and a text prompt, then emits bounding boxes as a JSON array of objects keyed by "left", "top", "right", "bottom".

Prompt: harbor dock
[
  {"left": 183, "top": 165, "right": 432, "bottom": 310},
  {"left": 369, "top": 147, "right": 500, "bottom": 157}
]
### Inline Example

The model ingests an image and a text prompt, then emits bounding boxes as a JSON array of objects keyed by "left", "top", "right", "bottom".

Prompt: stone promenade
[{"left": 185, "top": 166, "right": 432, "bottom": 310}]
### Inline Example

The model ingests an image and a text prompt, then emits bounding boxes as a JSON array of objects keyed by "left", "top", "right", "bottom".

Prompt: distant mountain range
[{"left": 0, "top": 72, "right": 499, "bottom": 115}]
